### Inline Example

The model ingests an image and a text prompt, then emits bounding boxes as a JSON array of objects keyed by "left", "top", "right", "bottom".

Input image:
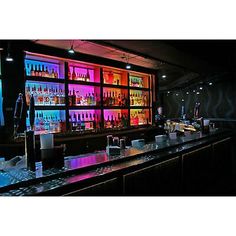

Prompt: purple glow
[
  {"left": 68, "top": 84, "right": 100, "bottom": 97},
  {"left": 69, "top": 65, "right": 100, "bottom": 83}
]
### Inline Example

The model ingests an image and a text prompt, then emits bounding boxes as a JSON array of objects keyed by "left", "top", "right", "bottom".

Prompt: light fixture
[
  {"left": 68, "top": 40, "right": 75, "bottom": 54},
  {"left": 193, "top": 90, "right": 196, "bottom": 93},
  {"left": 124, "top": 54, "right": 131, "bottom": 70},
  {"left": 167, "top": 91, "right": 170, "bottom": 94},
  {"left": 68, "top": 45, "right": 75, "bottom": 54},
  {"left": 181, "top": 99, "right": 184, "bottom": 102},
  {"left": 196, "top": 92, "right": 200, "bottom": 95},
  {"left": 176, "top": 93, "right": 179, "bottom": 96},
  {"left": 209, "top": 82, "right": 213, "bottom": 86},
  {"left": 5, "top": 42, "right": 13, "bottom": 62},
  {"left": 126, "top": 64, "right": 131, "bottom": 69},
  {"left": 199, "top": 87, "right": 203, "bottom": 90},
  {"left": 162, "top": 75, "right": 166, "bottom": 78},
  {"left": 6, "top": 53, "right": 13, "bottom": 62},
  {"left": 186, "top": 92, "right": 189, "bottom": 95}
]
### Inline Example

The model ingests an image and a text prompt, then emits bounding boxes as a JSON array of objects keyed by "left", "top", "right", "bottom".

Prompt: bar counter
[{"left": 0, "top": 128, "right": 233, "bottom": 196}]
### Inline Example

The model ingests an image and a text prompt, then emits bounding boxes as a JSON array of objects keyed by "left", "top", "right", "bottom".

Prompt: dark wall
[{"left": 162, "top": 78, "right": 236, "bottom": 120}]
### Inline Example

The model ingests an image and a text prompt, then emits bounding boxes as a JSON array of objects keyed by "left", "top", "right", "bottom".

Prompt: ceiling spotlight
[
  {"left": 199, "top": 87, "right": 203, "bottom": 90},
  {"left": 126, "top": 64, "right": 131, "bottom": 70},
  {"left": 196, "top": 92, "right": 200, "bottom": 95},
  {"left": 176, "top": 93, "right": 179, "bottom": 96},
  {"left": 167, "top": 91, "right": 170, "bottom": 94},
  {"left": 209, "top": 82, "right": 213, "bottom": 86},
  {"left": 68, "top": 45, "right": 75, "bottom": 54},
  {"left": 193, "top": 90, "right": 196, "bottom": 93},
  {"left": 186, "top": 92, "right": 189, "bottom": 95},
  {"left": 6, "top": 53, "right": 13, "bottom": 62},
  {"left": 162, "top": 75, "right": 166, "bottom": 78},
  {"left": 181, "top": 99, "right": 184, "bottom": 102}
]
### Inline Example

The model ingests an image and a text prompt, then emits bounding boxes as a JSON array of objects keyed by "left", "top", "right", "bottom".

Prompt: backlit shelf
[
  {"left": 68, "top": 80, "right": 101, "bottom": 86},
  {"left": 26, "top": 76, "right": 65, "bottom": 83},
  {"left": 69, "top": 106, "right": 101, "bottom": 110}
]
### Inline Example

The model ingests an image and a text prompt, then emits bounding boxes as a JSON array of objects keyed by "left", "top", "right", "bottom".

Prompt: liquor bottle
[
  {"left": 106, "top": 116, "right": 111, "bottom": 128},
  {"left": 77, "top": 113, "right": 81, "bottom": 131},
  {"left": 76, "top": 91, "right": 81, "bottom": 105},
  {"left": 122, "top": 93, "right": 126, "bottom": 106},
  {"left": 30, "top": 65, "right": 35, "bottom": 76},
  {"left": 109, "top": 91, "right": 112, "bottom": 106},
  {"left": 112, "top": 91, "right": 115, "bottom": 106},
  {"left": 41, "top": 65, "right": 45, "bottom": 77},
  {"left": 81, "top": 113, "right": 85, "bottom": 131},
  {"left": 143, "top": 94, "right": 148, "bottom": 106},
  {"left": 38, "top": 65, "right": 42, "bottom": 77},
  {"left": 35, "top": 65, "right": 39, "bottom": 77},
  {"left": 111, "top": 115, "right": 115, "bottom": 128},
  {"left": 54, "top": 88, "right": 59, "bottom": 105},
  {"left": 45, "top": 66, "right": 49, "bottom": 77},
  {"left": 85, "top": 112, "right": 88, "bottom": 122},
  {"left": 54, "top": 69, "right": 58, "bottom": 78},
  {"left": 86, "top": 69, "right": 90, "bottom": 82},
  {"left": 51, "top": 68, "right": 55, "bottom": 78},
  {"left": 72, "top": 67, "right": 76, "bottom": 80}
]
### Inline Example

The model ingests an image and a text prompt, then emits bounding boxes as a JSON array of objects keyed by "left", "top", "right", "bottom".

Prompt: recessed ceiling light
[
  {"left": 209, "top": 82, "right": 213, "bottom": 85},
  {"left": 167, "top": 91, "right": 170, "bottom": 94},
  {"left": 196, "top": 92, "right": 200, "bottom": 95},
  {"left": 162, "top": 75, "right": 166, "bottom": 78},
  {"left": 181, "top": 99, "right": 184, "bottom": 102},
  {"left": 186, "top": 92, "right": 189, "bottom": 95},
  {"left": 176, "top": 93, "right": 179, "bottom": 96},
  {"left": 200, "top": 87, "right": 203, "bottom": 90},
  {"left": 193, "top": 90, "right": 196, "bottom": 93}
]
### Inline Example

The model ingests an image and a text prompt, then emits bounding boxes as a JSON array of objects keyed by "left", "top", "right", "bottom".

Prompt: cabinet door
[
  {"left": 123, "top": 156, "right": 181, "bottom": 195},
  {"left": 212, "top": 138, "right": 232, "bottom": 191},
  {"left": 63, "top": 178, "right": 120, "bottom": 196},
  {"left": 182, "top": 145, "right": 212, "bottom": 194}
]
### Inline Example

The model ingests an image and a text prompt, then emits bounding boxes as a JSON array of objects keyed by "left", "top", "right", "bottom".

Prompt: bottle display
[
  {"left": 24, "top": 53, "right": 153, "bottom": 134},
  {"left": 130, "top": 90, "right": 149, "bottom": 107},
  {"left": 103, "top": 110, "right": 128, "bottom": 129},
  {"left": 130, "top": 109, "right": 149, "bottom": 126},
  {"left": 129, "top": 75, "right": 148, "bottom": 88},
  {"left": 68, "top": 66, "right": 98, "bottom": 82},
  {"left": 103, "top": 71, "right": 124, "bottom": 86},
  {"left": 26, "top": 110, "right": 66, "bottom": 134},
  {"left": 25, "top": 60, "right": 60, "bottom": 79},
  {"left": 69, "top": 110, "right": 101, "bottom": 131},
  {"left": 25, "top": 82, "right": 65, "bottom": 106},
  {"left": 68, "top": 85, "right": 100, "bottom": 106},
  {"left": 103, "top": 89, "right": 128, "bottom": 107}
]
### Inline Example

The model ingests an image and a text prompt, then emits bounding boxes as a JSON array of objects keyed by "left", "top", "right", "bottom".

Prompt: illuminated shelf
[
  {"left": 68, "top": 80, "right": 100, "bottom": 86},
  {"left": 102, "top": 84, "right": 128, "bottom": 90},
  {"left": 26, "top": 76, "right": 65, "bottom": 83},
  {"left": 103, "top": 106, "right": 129, "bottom": 109},
  {"left": 30, "top": 105, "right": 66, "bottom": 110},
  {"left": 69, "top": 106, "right": 101, "bottom": 110},
  {"left": 130, "top": 106, "right": 150, "bottom": 109},
  {"left": 129, "top": 87, "right": 149, "bottom": 91}
]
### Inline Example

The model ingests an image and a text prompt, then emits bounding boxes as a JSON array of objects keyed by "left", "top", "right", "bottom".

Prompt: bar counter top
[{"left": 0, "top": 128, "right": 232, "bottom": 196}]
